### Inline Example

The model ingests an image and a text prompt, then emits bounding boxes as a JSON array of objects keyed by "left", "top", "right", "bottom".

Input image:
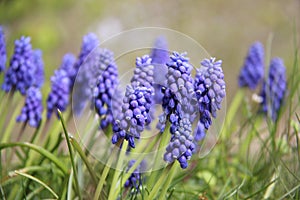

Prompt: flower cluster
[
  {"left": 17, "top": 87, "right": 43, "bottom": 127},
  {"left": 261, "top": 58, "right": 286, "bottom": 121},
  {"left": 124, "top": 160, "right": 146, "bottom": 189},
  {"left": 0, "top": 26, "right": 6, "bottom": 72},
  {"left": 150, "top": 36, "right": 169, "bottom": 98},
  {"left": 47, "top": 54, "right": 75, "bottom": 118},
  {"left": 238, "top": 42, "right": 264, "bottom": 90},
  {"left": 32, "top": 49, "right": 45, "bottom": 88},
  {"left": 93, "top": 49, "right": 119, "bottom": 129},
  {"left": 71, "top": 33, "right": 100, "bottom": 83},
  {"left": 164, "top": 118, "right": 196, "bottom": 168},
  {"left": 72, "top": 33, "right": 101, "bottom": 115},
  {"left": 157, "top": 52, "right": 195, "bottom": 133},
  {"left": 2, "top": 36, "right": 35, "bottom": 95},
  {"left": 59, "top": 53, "right": 76, "bottom": 79},
  {"left": 112, "top": 85, "right": 152, "bottom": 148},
  {"left": 238, "top": 42, "right": 287, "bottom": 121},
  {"left": 194, "top": 58, "right": 226, "bottom": 129},
  {"left": 131, "top": 55, "right": 154, "bottom": 90}
]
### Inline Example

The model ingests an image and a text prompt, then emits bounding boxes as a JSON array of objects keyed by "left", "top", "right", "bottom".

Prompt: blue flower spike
[
  {"left": 0, "top": 26, "right": 6, "bottom": 72},
  {"left": 112, "top": 85, "right": 152, "bottom": 148},
  {"left": 2, "top": 36, "right": 35, "bottom": 95},
  {"left": 157, "top": 52, "right": 195, "bottom": 133},
  {"left": 194, "top": 57, "right": 226, "bottom": 129},
  {"left": 93, "top": 49, "right": 119, "bottom": 129},
  {"left": 46, "top": 54, "right": 75, "bottom": 119},
  {"left": 17, "top": 87, "right": 43, "bottom": 127},
  {"left": 261, "top": 57, "right": 286, "bottom": 121},
  {"left": 238, "top": 42, "right": 264, "bottom": 90}
]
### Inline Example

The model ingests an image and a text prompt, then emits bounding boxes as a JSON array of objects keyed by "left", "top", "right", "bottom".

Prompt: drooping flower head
[
  {"left": 46, "top": 54, "right": 75, "bottom": 119},
  {"left": 124, "top": 160, "right": 146, "bottom": 190},
  {"left": 261, "top": 57, "right": 286, "bottom": 121},
  {"left": 157, "top": 52, "right": 196, "bottom": 133},
  {"left": 2, "top": 36, "right": 35, "bottom": 95},
  {"left": 112, "top": 85, "right": 152, "bottom": 148},
  {"left": 164, "top": 118, "right": 196, "bottom": 169},
  {"left": 32, "top": 49, "right": 44, "bottom": 88},
  {"left": 17, "top": 87, "right": 43, "bottom": 127},
  {"left": 238, "top": 42, "right": 264, "bottom": 90},
  {"left": 93, "top": 49, "right": 119, "bottom": 129},
  {"left": 72, "top": 33, "right": 101, "bottom": 115},
  {"left": 194, "top": 58, "right": 226, "bottom": 129},
  {"left": 0, "top": 26, "right": 6, "bottom": 72}
]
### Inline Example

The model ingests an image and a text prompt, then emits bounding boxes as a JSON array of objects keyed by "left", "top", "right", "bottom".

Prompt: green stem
[
  {"left": 108, "top": 141, "right": 128, "bottom": 200},
  {"left": 158, "top": 162, "right": 178, "bottom": 200},
  {"left": 58, "top": 110, "right": 82, "bottom": 200},
  {"left": 147, "top": 125, "right": 170, "bottom": 189},
  {"left": 220, "top": 90, "right": 244, "bottom": 140},
  {"left": 146, "top": 163, "right": 173, "bottom": 200},
  {"left": 93, "top": 154, "right": 114, "bottom": 200},
  {"left": 69, "top": 137, "right": 97, "bottom": 184},
  {"left": 1, "top": 100, "right": 23, "bottom": 143},
  {"left": 120, "top": 135, "right": 161, "bottom": 187}
]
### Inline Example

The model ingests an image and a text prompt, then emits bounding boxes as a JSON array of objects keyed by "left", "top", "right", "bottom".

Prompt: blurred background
[{"left": 0, "top": 0, "right": 299, "bottom": 102}]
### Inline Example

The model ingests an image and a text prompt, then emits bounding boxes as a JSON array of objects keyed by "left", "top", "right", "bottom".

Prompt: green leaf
[{"left": 14, "top": 170, "right": 59, "bottom": 199}]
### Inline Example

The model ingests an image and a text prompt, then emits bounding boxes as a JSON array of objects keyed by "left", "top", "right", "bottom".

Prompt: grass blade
[
  {"left": 0, "top": 142, "right": 67, "bottom": 174},
  {"left": 57, "top": 109, "right": 82, "bottom": 200},
  {"left": 69, "top": 137, "right": 98, "bottom": 184},
  {"left": 14, "top": 170, "right": 59, "bottom": 199}
]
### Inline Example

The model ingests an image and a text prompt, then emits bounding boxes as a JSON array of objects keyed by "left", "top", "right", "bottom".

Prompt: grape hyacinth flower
[
  {"left": 72, "top": 33, "right": 100, "bottom": 83},
  {"left": 238, "top": 42, "right": 264, "bottom": 90},
  {"left": 2, "top": 36, "right": 35, "bottom": 95},
  {"left": 261, "top": 57, "right": 286, "bottom": 121},
  {"left": 124, "top": 160, "right": 146, "bottom": 189},
  {"left": 46, "top": 55, "right": 75, "bottom": 118},
  {"left": 32, "top": 49, "right": 44, "bottom": 88},
  {"left": 131, "top": 55, "right": 154, "bottom": 90},
  {"left": 59, "top": 53, "right": 76, "bottom": 80},
  {"left": 150, "top": 36, "right": 169, "bottom": 104},
  {"left": 157, "top": 52, "right": 196, "bottom": 133},
  {"left": 164, "top": 118, "right": 196, "bottom": 169},
  {"left": 194, "top": 58, "right": 226, "bottom": 129},
  {"left": 72, "top": 33, "right": 101, "bottom": 115},
  {"left": 17, "top": 87, "right": 43, "bottom": 127},
  {"left": 112, "top": 85, "right": 152, "bottom": 148},
  {"left": 0, "top": 26, "right": 6, "bottom": 72},
  {"left": 93, "top": 49, "right": 119, "bottom": 129}
]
